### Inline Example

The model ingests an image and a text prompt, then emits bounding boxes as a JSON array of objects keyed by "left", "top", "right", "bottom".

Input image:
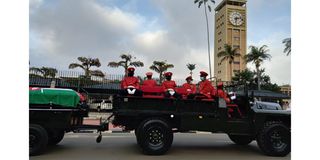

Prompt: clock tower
[{"left": 214, "top": 0, "right": 247, "bottom": 82}]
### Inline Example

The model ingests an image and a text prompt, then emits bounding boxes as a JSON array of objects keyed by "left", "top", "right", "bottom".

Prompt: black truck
[{"left": 29, "top": 86, "right": 290, "bottom": 157}]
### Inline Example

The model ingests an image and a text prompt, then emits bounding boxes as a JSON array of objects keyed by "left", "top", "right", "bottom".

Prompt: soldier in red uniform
[
  {"left": 198, "top": 71, "right": 216, "bottom": 99},
  {"left": 120, "top": 67, "right": 143, "bottom": 96},
  {"left": 142, "top": 72, "right": 157, "bottom": 87},
  {"left": 182, "top": 76, "right": 197, "bottom": 98},
  {"left": 216, "top": 82, "right": 230, "bottom": 103},
  {"left": 162, "top": 72, "right": 181, "bottom": 98}
]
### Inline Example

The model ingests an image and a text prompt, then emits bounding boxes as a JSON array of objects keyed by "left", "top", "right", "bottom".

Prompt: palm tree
[
  {"left": 29, "top": 67, "right": 57, "bottom": 78},
  {"left": 186, "top": 63, "right": 196, "bottom": 76},
  {"left": 194, "top": 0, "right": 215, "bottom": 79},
  {"left": 283, "top": 38, "right": 291, "bottom": 56},
  {"left": 244, "top": 45, "right": 271, "bottom": 90},
  {"left": 108, "top": 54, "right": 144, "bottom": 76},
  {"left": 149, "top": 61, "right": 174, "bottom": 83},
  {"left": 69, "top": 57, "right": 105, "bottom": 78},
  {"left": 217, "top": 44, "right": 239, "bottom": 82}
]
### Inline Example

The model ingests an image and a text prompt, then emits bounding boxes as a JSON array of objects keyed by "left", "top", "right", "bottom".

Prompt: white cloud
[
  {"left": 29, "top": 0, "right": 290, "bottom": 85},
  {"left": 247, "top": 32, "right": 291, "bottom": 85}
]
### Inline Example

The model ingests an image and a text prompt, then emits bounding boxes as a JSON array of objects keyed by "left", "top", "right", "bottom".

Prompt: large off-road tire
[
  {"left": 228, "top": 134, "right": 253, "bottom": 145},
  {"left": 48, "top": 130, "right": 65, "bottom": 145},
  {"left": 257, "top": 121, "right": 291, "bottom": 157},
  {"left": 29, "top": 124, "right": 48, "bottom": 156},
  {"left": 137, "top": 118, "right": 173, "bottom": 155}
]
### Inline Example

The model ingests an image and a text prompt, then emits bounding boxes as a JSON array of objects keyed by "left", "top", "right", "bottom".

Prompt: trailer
[
  {"left": 29, "top": 88, "right": 108, "bottom": 156},
  {"left": 29, "top": 86, "right": 291, "bottom": 157}
]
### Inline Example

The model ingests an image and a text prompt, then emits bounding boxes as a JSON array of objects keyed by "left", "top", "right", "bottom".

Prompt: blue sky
[{"left": 29, "top": 0, "right": 291, "bottom": 85}]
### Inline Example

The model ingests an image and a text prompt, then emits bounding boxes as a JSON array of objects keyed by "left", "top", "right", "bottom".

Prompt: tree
[
  {"left": 244, "top": 45, "right": 271, "bottom": 90},
  {"left": 149, "top": 61, "right": 174, "bottom": 83},
  {"left": 232, "top": 69, "right": 254, "bottom": 85},
  {"left": 283, "top": 38, "right": 291, "bottom": 56},
  {"left": 218, "top": 44, "right": 239, "bottom": 81},
  {"left": 186, "top": 63, "right": 196, "bottom": 76},
  {"left": 108, "top": 54, "right": 144, "bottom": 76},
  {"left": 194, "top": 0, "right": 215, "bottom": 79},
  {"left": 69, "top": 57, "right": 105, "bottom": 78},
  {"left": 29, "top": 67, "right": 57, "bottom": 78}
]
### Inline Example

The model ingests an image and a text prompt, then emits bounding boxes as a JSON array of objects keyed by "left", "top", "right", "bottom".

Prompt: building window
[
  {"left": 234, "top": 37, "right": 240, "bottom": 41},
  {"left": 233, "top": 61, "right": 240, "bottom": 64},
  {"left": 218, "top": 39, "right": 222, "bottom": 43},
  {"left": 233, "top": 45, "right": 240, "bottom": 49},
  {"left": 233, "top": 70, "right": 240, "bottom": 73}
]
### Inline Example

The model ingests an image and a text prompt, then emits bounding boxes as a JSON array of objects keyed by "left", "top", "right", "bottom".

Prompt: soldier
[
  {"left": 182, "top": 76, "right": 197, "bottom": 98},
  {"left": 199, "top": 71, "right": 216, "bottom": 99},
  {"left": 216, "top": 82, "right": 230, "bottom": 103},
  {"left": 142, "top": 72, "right": 157, "bottom": 87},
  {"left": 120, "top": 67, "right": 143, "bottom": 96},
  {"left": 162, "top": 72, "right": 181, "bottom": 98}
]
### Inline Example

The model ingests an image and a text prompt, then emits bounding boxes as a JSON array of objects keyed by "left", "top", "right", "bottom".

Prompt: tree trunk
[
  {"left": 124, "top": 64, "right": 128, "bottom": 77},
  {"left": 230, "top": 62, "right": 233, "bottom": 83},
  {"left": 204, "top": 2, "right": 212, "bottom": 79},
  {"left": 256, "top": 66, "right": 261, "bottom": 90},
  {"left": 159, "top": 71, "right": 163, "bottom": 83}
]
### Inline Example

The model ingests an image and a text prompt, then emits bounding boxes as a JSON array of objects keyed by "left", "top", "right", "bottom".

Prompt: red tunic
[
  {"left": 182, "top": 83, "right": 196, "bottom": 94},
  {"left": 217, "top": 89, "right": 230, "bottom": 103},
  {"left": 162, "top": 80, "right": 177, "bottom": 90},
  {"left": 142, "top": 79, "right": 157, "bottom": 87},
  {"left": 199, "top": 80, "right": 215, "bottom": 98},
  {"left": 121, "top": 77, "right": 140, "bottom": 89}
]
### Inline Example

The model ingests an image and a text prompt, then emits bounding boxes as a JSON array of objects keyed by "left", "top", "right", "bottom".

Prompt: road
[{"left": 30, "top": 132, "right": 290, "bottom": 160}]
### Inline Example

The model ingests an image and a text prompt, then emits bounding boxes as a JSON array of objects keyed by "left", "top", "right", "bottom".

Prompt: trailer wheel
[
  {"left": 228, "top": 134, "right": 253, "bottom": 145},
  {"left": 48, "top": 130, "right": 65, "bottom": 145},
  {"left": 29, "top": 124, "right": 48, "bottom": 156},
  {"left": 137, "top": 118, "right": 173, "bottom": 155},
  {"left": 257, "top": 121, "right": 291, "bottom": 156}
]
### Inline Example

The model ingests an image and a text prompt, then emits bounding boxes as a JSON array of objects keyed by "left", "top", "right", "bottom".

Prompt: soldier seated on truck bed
[
  {"left": 216, "top": 82, "right": 230, "bottom": 103},
  {"left": 142, "top": 72, "right": 157, "bottom": 87},
  {"left": 162, "top": 72, "right": 182, "bottom": 99},
  {"left": 120, "top": 67, "right": 143, "bottom": 97}
]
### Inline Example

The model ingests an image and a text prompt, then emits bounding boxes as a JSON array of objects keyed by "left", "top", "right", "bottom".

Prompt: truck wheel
[
  {"left": 228, "top": 134, "right": 253, "bottom": 145},
  {"left": 29, "top": 124, "right": 48, "bottom": 156},
  {"left": 137, "top": 118, "right": 173, "bottom": 155},
  {"left": 48, "top": 130, "right": 65, "bottom": 145},
  {"left": 257, "top": 121, "right": 291, "bottom": 156}
]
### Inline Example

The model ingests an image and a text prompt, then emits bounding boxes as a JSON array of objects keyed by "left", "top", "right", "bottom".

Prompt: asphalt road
[{"left": 31, "top": 132, "right": 290, "bottom": 160}]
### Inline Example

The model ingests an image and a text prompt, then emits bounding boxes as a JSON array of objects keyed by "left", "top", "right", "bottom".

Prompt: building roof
[{"left": 215, "top": 0, "right": 247, "bottom": 11}]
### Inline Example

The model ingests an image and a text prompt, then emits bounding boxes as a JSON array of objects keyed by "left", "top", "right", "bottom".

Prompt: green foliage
[
  {"left": 69, "top": 57, "right": 105, "bottom": 78},
  {"left": 108, "top": 54, "right": 144, "bottom": 76},
  {"left": 232, "top": 68, "right": 280, "bottom": 92},
  {"left": 29, "top": 67, "right": 57, "bottom": 78},
  {"left": 150, "top": 60, "right": 174, "bottom": 83},
  {"left": 282, "top": 38, "right": 291, "bottom": 56},
  {"left": 186, "top": 63, "right": 196, "bottom": 76}
]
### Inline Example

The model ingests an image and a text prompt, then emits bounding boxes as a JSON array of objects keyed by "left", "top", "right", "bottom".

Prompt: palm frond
[
  {"left": 69, "top": 63, "right": 84, "bottom": 69},
  {"left": 198, "top": 1, "right": 203, "bottom": 8},
  {"left": 107, "top": 62, "right": 120, "bottom": 68},
  {"left": 90, "top": 70, "right": 105, "bottom": 77},
  {"left": 150, "top": 65, "right": 160, "bottom": 73},
  {"left": 130, "top": 61, "right": 144, "bottom": 67}
]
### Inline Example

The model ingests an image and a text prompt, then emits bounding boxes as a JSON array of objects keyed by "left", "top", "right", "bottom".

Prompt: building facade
[{"left": 214, "top": 0, "right": 247, "bottom": 82}]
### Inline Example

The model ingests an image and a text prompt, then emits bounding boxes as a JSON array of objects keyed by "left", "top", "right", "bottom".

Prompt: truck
[{"left": 29, "top": 85, "right": 291, "bottom": 157}]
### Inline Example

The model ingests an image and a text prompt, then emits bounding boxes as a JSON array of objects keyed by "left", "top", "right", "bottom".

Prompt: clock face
[{"left": 229, "top": 11, "right": 243, "bottom": 26}]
